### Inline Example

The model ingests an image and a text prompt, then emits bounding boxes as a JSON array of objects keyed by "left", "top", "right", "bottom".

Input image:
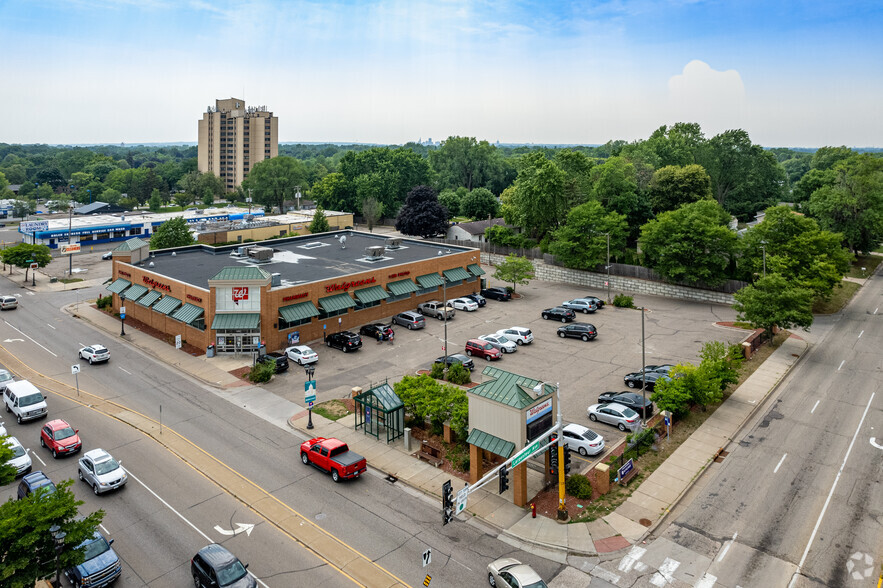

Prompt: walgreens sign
[{"left": 232, "top": 287, "right": 249, "bottom": 302}]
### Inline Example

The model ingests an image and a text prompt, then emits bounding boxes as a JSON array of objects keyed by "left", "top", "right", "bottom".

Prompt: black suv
[
  {"left": 556, "top": 322, "right": 597, "bottom": 341},
  {"left": 257, "top": 352, "right": 289, "bottom": 373},
  {"left": 326, "top": 331, "right": 363, "bottom": 352},
  {"left": 480, "top": 287, "right": 511, "bottom": 301},
  {"left": 464, "top": 293, "right": 487, "bottom": 307},
  {"left": 17, "top": 471, "right": 56, "bottom": 500},
  {"left": 359, "top": 323, "right": 394, "bottom": 341},
  {"left": 541, "top": 307, "right": 576, "bottom": 322},
  {"left": 434, "top": 354, "right": 475, "bottom": 371},
  {"left": 192, "top": 543, "right": 256, "bottom": 588}
]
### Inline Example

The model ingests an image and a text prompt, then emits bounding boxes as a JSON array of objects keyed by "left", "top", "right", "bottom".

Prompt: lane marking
[
  {"left": 716, "top": 532, "right": 738, "bottom": 562},
  {"left": 2, "top": 321, "right": 56, "bottom": 357},
  {"left": 650, "top": 557, "right": 680, "bottom": 586},
  {"left": 838, "top": 360, "right": 845, "bottom": 371},
  {"left": 811, "top": 400, "right": 820, "bottom": 414},
  {"left": 99, "top": 523, "right": 110, "bottom": 535},
  {"left": 858, "top": 330, "right": 863, "bottom": 338},
  {"left": 592, "top": 566, "right": 621, "bottom": 584},
  {"left": 875, "top": 308, "right": 879, "bottom": 315},
  {"left": 118, "top": 367, "right": 132, "bottom": 375},
  {"left": 28, "top": 448, "right": 46, "bottom": 467},
  {"left": 788, "top": 392, "right": 876, "bottom": 588},
  {"left": 774, "top": 453, "right": 787, "bottom": 474},
  {"left": 871, "top": 438, "right": 883, "bottom": 450},
  {"left": 696, "top": 573, "right": 718, "bottom": 588},
  {"left": 46, "top": 324, "right": 56, "bottom": 330},
  {"left": 618, "top": 545, "right": 646, "bottom": 572},
  {"left": 127, "top": 469, "right": 213, "bottom": 542}
]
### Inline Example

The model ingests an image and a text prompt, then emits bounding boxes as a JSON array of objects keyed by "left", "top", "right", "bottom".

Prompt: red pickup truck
[{"left": 300, "top": 437, "right": 367, "bottom": 482}]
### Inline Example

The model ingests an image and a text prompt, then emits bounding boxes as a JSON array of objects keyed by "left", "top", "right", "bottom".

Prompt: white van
[{"left": 3, "top": 380, "right": 48, "bottom": 424}]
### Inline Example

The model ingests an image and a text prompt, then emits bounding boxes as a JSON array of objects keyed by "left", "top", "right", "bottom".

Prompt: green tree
[
  {"left": 459, "top": 187, "right": 500, "bottom": 220},
  {"left": 650, "top": 369, "right": 694, "bottom": 418},
  {"left": 0, "top": 171, "right": 13, "bottom": 198},
  {"left": 649, "top": 164, "right": 713, "bottom": 213},
  {"left": 429, "top": 136, "right": 496, "bottom": 191},
  {"left": 810, "top": 146, "right": 854, "bottom": 171},
  {"left": 308, "top": 206, "right": 331, "bottom": 234},
  {"left": 241, "top": 156, "right": 309, "bottom": 213},
  {"left": 360, "top": 197, "right": 382, "bottom": 232},
  {"left": 12, "top": 199, "right": 36, "bottom": 218},
  {"left": 640, "top": 199, "right": 738, "bottom": 286},
  {"left": 338, "top": 147, "right": 433, "bottom": 217},
  {"left": 101, "top": 188, "right": 122, "bottom": 206},
  {"left": 505, "top": 152, "right": 567, "bottom": 240},
  {"left": 173, "top": 191, "right": 192, "bottom": 209},
  {"left": 394, "top": 185, "right": 449, "bottom": 239},
  {"left": 491, "top": 254, "right": 535, "bottom": 292},
  {"left": 674, "top": 363, "right": 724, "bottom": 411},
  {"left": 590, "top": 156, "right": 650, "bottom": 240},
  {"left": 733, "top": 274, "right": 814, "bottom": 341},
  {"left": 310, "top": 172, "right": 354, "bottom": 213},
  {"left": 699, "top": 341, "right": 742, "bottom": 391},
  {"left": 437, "top": 189, "right": 462, "bottom": 219},
  {"left": 0, "top": 479, "right": 104, "bottom": 588},
  {"left": 0, "top": 243, "right": 51, "bottom": 283},
  {"left": 148, "top": 189, "right": 163, "bottom": 212},
  {"left": 549, "top": 200, "right": 627, "bottom": 270},
  {"left": 792, "top": 168, "right": 836, "bottom": 203},
  {"left": 554, "top": 149, "right": 595, "bottom": 208},
  {"left": 0, "top": 436, "right": 15, "bottom": 485},
  {"left": 47, "top": 195, "right": 72, "bottom": 212},
  {"left": 149, "top": 217, "right": 195, "bottom": 250}
]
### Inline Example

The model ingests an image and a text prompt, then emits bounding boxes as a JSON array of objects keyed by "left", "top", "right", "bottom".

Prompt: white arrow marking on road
[
  {"left": 3, "top": 321, "right": 56, "bottom": 357},
  {"left": 214, "top": 523, "right": 255, "bottom": 537},
  {"left": 871, "top": 438, "right": 883, "bottom": 450},
  {"left": 3, "top": 339, "right": 24, "bottom": 343}
]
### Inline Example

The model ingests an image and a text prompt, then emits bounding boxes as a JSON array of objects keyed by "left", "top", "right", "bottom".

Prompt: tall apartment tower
[{"left": 198, "top": 98, "right": 278, "bottom": 192}]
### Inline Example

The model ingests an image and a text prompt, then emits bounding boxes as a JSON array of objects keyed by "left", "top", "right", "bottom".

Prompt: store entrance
[{"left": 215, "top": 331, "right": 261, "bottom": 354}]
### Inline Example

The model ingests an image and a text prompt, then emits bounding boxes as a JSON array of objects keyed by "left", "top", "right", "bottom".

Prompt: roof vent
[
  {"left": 365, "top": 246, "right": 385, "bottom": 260},
  {"left": 247, "top": 246, "right": 274, "bottom": 262},
  {"left": 385, "top": 237, "right": 402, "bottom": 249},
  {"left": 148, "top": 261, "right": 155, "bottom": 268},
  {"left": 271, "top": 272, "right": 281, "bottom": 287}
]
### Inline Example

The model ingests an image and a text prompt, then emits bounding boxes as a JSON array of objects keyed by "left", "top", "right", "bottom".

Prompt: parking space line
[
  {"left": 28, "top": 448, "right": 46, "bottom": 467},
  {"left": 858, "top": 330, "right": 864, "bottom": 338},
  {"left": 46, "top": 324, "right": 56, "bottom": 330},
  {"left": 838, "top": 360, "right": 845, "bottom": 371},
  {"left": 811, "top": 400, "right": 820, "bottom": 414},
  {"left": 774, "top": 453, "right": 787, "bottom": 473},
  {"left": 118, "top": 367, "right": 132, "bottom": 375}
]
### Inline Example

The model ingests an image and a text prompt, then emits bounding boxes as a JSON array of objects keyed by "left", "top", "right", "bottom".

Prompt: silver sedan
[
  {"left": 487, "top": 557, "right": 547, "bottom": 588},
  {"left": 587, "top": 402, "right": 641, "bottom": 432},
  {"left": 479, "top": 334, "right": 518, "bottom": 353}
]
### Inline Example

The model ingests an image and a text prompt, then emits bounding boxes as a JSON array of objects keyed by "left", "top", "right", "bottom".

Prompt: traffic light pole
[{"left": 554, "top": 382, "right": 567, "bottom": 521}]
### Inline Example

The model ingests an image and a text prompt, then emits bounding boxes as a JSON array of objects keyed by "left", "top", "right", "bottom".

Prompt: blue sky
[{"left": 1, "top": 0, "right": 881, "bottom": 147}]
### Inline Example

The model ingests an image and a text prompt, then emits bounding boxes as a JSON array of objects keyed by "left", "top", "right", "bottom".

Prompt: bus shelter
[{"left": 354, "top": 382, "right": 405, "bottom": 444}]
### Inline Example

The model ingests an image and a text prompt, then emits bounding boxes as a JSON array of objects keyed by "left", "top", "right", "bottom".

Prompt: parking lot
[{"left": 265, "top": 277, "right": 746, "bottom": 465}]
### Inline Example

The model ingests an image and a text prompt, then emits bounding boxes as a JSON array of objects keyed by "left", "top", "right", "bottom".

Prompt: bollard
[
  {"left": 404, "top": 427, "right": 411, "bottom": 452},
  {"left": 531, "top": 503, "right": 536, "bottom": 518}
]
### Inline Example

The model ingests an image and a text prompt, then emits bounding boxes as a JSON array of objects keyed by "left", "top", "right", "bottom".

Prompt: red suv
[
  {"left": 465, "top": 339, "right": 502, "bottom": 361},
  {"left": 40, "top": 419, "right": 82, "bottom": 458}
]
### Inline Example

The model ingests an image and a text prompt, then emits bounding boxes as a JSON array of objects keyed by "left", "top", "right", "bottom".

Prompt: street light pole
[
  {"left": 443, "top": 279, "right": 449, "bottom": 378},
  {"left": 305, "top": 363, "right": 315, "bottom": 430},
  {"left": 68, "top": 201, "right": 74, "bottom": 279},
  {"left": 641, "top": 306, "right": 646, "bottom": 426},
  {"left": 120, "top": 292, "right": 126, "bottom": 336},
  {"left": 605, "top": 232, "right": 611, "bottom": 304},
  {"left": 50, "top": 524, "right": 66, "bottom": 587}
]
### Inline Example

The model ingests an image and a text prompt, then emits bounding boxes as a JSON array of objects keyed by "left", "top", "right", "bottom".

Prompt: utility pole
[
  {"left": 605, "top": 232, "right": 611, "bottom": 303},
  {"left": 641, "top": 306, "right": 646, "bottom": 426},
  {"left": 68, "top": 201, "right": 74, "bottom": 278}
]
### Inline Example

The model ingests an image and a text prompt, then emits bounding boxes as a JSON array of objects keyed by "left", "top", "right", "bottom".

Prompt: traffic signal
[
  {"left": 563, "top": 444, "right": 572, "bottom": 474},
  {"left": 498, "top": 465, "right": 509, "bottom": 494},
  {"left": 442, "top": 479, "right": 454, "bottom": 525},
  {"left": 549, "top": 446, "right": 558, "bottom": 476}
]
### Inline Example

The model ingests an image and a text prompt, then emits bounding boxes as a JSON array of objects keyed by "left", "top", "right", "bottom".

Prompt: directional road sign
[{"left": 511, "top": 438, "right": 543, "bottom": 468}]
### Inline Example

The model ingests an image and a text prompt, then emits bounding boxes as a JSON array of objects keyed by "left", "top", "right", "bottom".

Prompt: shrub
[
  {"left": 248, "top": 361, "right": 275, "bottom": 383},
  {"left": 626, "top": 427, "right": 656, "bottom": 456},
  {"left": 96, "top": 294, "right": 112, "bottom": 309},
  {"left": 446, "top": 364, "right": 471, "bottom": 385},
  {"left": 565, "top": 474, "right": 592, "bottom": 499},
  {"left": 429, "top": 362, "right": 445, "bottom": 380},
  {"left": 613, "top": 293, "right": 635, "bottom": 308}
]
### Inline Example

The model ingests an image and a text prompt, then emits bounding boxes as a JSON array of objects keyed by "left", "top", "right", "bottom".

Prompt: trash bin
[
  {"left": 49, "top": 277, "right": 58, "bottom": 283},
  {"left": 206, "top": 344, "right": 215, "bottom": 358}
]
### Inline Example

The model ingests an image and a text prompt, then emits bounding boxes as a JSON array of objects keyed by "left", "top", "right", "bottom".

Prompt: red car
[
  {"left": 40, "top": 419, "right": 82, "bottom": 458},
  {"left": 465, "top": 339, "right": 502, "bottom": 361}
]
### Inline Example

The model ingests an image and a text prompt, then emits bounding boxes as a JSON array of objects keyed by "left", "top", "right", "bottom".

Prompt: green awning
[
  {"left": 121, "top": 284, "right": 148, "bottom": 301},
  {"left": 171, "top": 303, "right": 205, "bottom": 325},
  {"left": 211, "top": 313, "right": 261, "bottom": 330},
  {"left": 152, "top": 296, "right": 182, "bottom": 315},
  {"left": 353, "top": 285, "right": 389, "bottom": 304},
  {"left": 443, "top": 267, "right": 471, "bottom": 282},
  {"left": 386, "top": 279, "right": 418, "bottom": 296},
  {"left": 279, "top": 301, "right": 319, "bottom": 323},
  {"left": 468, "top": 263, "right": 485, "bottom": 276},
  {"left": 466, "top": 428, "right": 515, "bottom": 458},
  {"left": 106, "top": 278, "right": 130, "bottom": 294},
  {"left": 415, "top": 273, "right": 444, "bottom": 288},
  {"left": 137, "top": 290, "right": 162, "bottom": 307},
  {"left": 317, "top": 293, "right": 355, "bottom": 313}
]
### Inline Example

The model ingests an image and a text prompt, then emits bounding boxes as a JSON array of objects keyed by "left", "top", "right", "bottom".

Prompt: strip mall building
[{"left": 106, "top": 232, "right": 483, "bottom": 354}]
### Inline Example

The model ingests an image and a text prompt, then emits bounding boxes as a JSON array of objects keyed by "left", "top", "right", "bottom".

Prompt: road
[{"left": 0, "top": 281, "right": 563, "bottom": 586}]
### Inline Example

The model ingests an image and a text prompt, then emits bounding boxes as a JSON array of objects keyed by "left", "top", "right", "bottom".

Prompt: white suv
[
  {"left": 4, "top": 380, "right": 48, "bottom": 424},
  {"left": 495, "top": 327, "right": 533, "bottom": 345}
]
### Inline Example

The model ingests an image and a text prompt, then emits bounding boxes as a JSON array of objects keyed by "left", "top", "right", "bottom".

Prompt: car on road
[
  {"left": 495, "top": 327, "right": 533, "bottom": 345},
  {"left": 392, "top": 311, "right": 426, "bottom": 330},
  {"left": 598, "top": 391, "right": 654, "bottom": 417},
  {"left": 417, "top": 300, "right": 455, "bottom": 320},
  {"left": 556, "top": 323, "right": 597, "bottom": 341},
  {"left": 325, "top": 331, "right": 362, "bottom": 353},
  {"left": 479, "top": 334, "right": 518, "bottom": 354},
  {"left": 434, "top": 354, "right": 475, "bottom": 371},
  {"left": 65, "top": 531, "right": 123, "bottom": 588},
  {"left": 464, "top": 293, "right": 487, "bottom": 307},
  {"left": 78, "top": 448, "right": 128, "bottom": 495},
  {"left": 192, "top": 543, "right": 257, "bottom": 588},
  {"left": 101, "top": 251, "right": 114, "bottom": 260},
  {"left": 300, "top": 437, "right": 367, "bottom": 482},
  {"left": 562, "top": 423, "right": 605, "bottom": 457},
  {"left": 465, "top": 339, "right": 502, "bottom": 361},
  {"left": 0, "top": 369, "right": 14, "bottom": 392},
  {"left": 5, "top": 436, "right": 32, "bottom": 477},
  {"left": 17, "top": 470, "right": 56, "bottom": 499},
  {"left": 623, "top": 370, "right": 671, "bottom": 390},
  {"left": 487, "top": 557, "right": 547, "bottom": 588},
  {"left": 78, "top": 344, "right": 110, "bottom": 364},
  {"left": 40, "top": 419, "right": 82, "bottom": 458},
  {"left": 4, "top": 380, "right": 48, "bottom": 424},
  {"left": 541, "top": 307, "right": 576, "bottom": 322},
  {"left": 451, "top": 297, "right": 479, "bottom": 312},
  {"left": 0, "top": 295, "right": 17, "bottom": 310},
  {"left": 256, "top": 352, "right": 289, "bottom": 373},
  {"left": 284, "top": 345, "right": 318, "bottom": 365},
  {"left": 480, "top": 287, "right": 511, "bottom": 301},
  {"left": 359, "top": 323, "right": 394, "bottom": 341},
  {"left": 587, "top": 402, "right": 640, "bottom": 432},
  {"left": 561, "top": 298, "right": 598, "bottom": 314}
]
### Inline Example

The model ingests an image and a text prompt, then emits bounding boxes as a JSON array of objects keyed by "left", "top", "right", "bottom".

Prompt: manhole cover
[
  {"left": 315, "top": 513, "right": 327, "bottom": 520},
  {"left": 639, "top": 518, "right": 652, "bottom": 527}
]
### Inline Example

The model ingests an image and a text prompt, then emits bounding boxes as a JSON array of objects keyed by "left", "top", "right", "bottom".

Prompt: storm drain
[
  {"left": 385, "top": 475, "right": 398, "bottom": 484},
  {"left": 714, "top": 450, "right": 729, "bottom": 463}
]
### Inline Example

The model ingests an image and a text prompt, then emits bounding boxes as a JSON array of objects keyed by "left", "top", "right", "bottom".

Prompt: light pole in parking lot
[
  {"left": 443, "top": 279, "right": 449, "bottom": 376},
  {"left": 50, "top": 524, "right": 66, "bottom": 587},
  {"left": 641, "top": 306, "right": 647, "bottom": 426}
]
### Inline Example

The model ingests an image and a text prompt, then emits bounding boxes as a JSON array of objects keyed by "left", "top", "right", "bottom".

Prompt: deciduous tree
[
  {"left": 0, "top": 243, "right": 51, "bottom": 283},
  {"left": 459, "top": 187, "right": 500, "bottom": 220},
  {"left": 505, "top": 152, "right": 567, "bottom": 240},
  {"left": 733, "top": 274, "right": 814, "bottom": 341},
  {"left": 491, "top": 254, "right": 535, "bottom": 292},
  {"left": 394, "top": 185, "right": 449, "bottom": 238},
  {"left": 361, "top": 197, "right": 382, "bottom": 232},
  {"left": 149, "top": 217, "right": 194, "bottom": 250},
  {"left": 649, "top": 164, "right": 712, "bottom": 213},
  {"left": 242, "top": 156, "right": 309, "bottom": 213},
  {"left": 549, "top": 201, "right": 627, "bottom": 270}
]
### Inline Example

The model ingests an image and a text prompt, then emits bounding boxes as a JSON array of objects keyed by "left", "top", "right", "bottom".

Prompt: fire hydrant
[{"left": 531, "top": 503, "right": 536, "bottom": 518}]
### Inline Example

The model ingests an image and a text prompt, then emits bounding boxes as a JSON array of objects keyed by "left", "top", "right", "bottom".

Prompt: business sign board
[
  {"left": 21, "top": 220, "right": 49, "bottom": 233},
  {"left": 60, "top": 243, "right": 81, "bottom": 255},
  {"left": 525, "top": 398, "right": 553, "bottom": 424},
  {"left": 618, "top": 458, "right": 634, "bottom": 481}
]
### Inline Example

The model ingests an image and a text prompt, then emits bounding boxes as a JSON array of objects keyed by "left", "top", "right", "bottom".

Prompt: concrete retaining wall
[{"left": 480, "top": 253, "right": 736, "bottom": 305}]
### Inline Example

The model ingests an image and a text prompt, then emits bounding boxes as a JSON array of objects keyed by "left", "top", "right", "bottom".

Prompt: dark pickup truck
[{"left": 300, "top": 437, "right": 367, "bottom": 482}]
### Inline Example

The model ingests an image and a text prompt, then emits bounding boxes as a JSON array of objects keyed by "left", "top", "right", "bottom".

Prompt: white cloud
[{"left": 667, "top": 60, "right": 745, "bottom": 133}]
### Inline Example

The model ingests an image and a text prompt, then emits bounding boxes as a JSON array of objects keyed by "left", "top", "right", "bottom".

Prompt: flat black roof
[{"left": 135, "top": 231, "right": 476, "bottom": 289}]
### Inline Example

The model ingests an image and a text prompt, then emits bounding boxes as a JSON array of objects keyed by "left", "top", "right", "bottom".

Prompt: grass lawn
[
  {"left": 813, "top": 281, "right": 860, "bottom": 314},
  {"left": 845, "top": 254, "right": 883, "bottom": 278},
  {"left": 312, "top": 399, "right": 351, "bottom": 421},
  {"left": 58, "top": 278, "right": 84, "bottom": 284}
]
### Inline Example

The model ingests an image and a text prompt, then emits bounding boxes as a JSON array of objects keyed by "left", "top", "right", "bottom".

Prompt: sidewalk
[{"left": 68, "top": 299, "right": 807, "bottom": 561}]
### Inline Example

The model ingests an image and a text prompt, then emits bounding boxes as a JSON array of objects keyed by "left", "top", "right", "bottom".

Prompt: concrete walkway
[{"left": 66, "top": 297, "right": 808, "bottom": 562}]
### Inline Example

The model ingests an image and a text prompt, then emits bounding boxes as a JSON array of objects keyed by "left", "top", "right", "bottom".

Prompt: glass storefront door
[{"left": 215, "top": 332, "right": 260, "bottom": 354}]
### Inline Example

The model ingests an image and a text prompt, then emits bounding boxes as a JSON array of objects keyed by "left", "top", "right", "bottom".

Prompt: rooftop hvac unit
[
  {"left": 244, "top": 214, "right": 254, "bottom": 222},
  {"left": 271, "top": 273, "right": 281, "bottom": 287},
  {"left": 385, "top": 237, "right": 403, "bottom": 249},
  {"left": 365, "top": 246, "right": 385, "bottom": 259},
  {"left": 197, "top": 222, "right": 207, "bottom": 230},
  {"left": 247, "top": 246, "right": 274, "bottom": 261}
]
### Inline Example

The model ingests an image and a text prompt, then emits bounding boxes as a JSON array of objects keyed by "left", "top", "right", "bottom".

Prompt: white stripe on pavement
[
  {"left": 811, "top": 400, "right": 820, "bottom": 414},
  {"left": 716, "top": 532, "right": 738, "bottom": 562},
  {"left": 3, "top": 320, "right": 57, "bottom": 357},
  {"left": 696, "top": 573, "right": 718, "bottom": 588},
  {"left": 774, "top": 454, "right": 787, "bottom": 474}
]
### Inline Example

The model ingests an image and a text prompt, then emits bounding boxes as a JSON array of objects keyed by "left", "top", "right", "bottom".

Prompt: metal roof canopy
[
  {"left": 415, "top": 273, "right": 444, "bottom": 288},
  {"left": 152, "top": 296, "right": 182, "bottom": 316},
  {"left": 317, "top": 293, "right": 355, "bottom": 313},
  {"left": 121, "top": 284, "right": 148, "bottom": 301},
  {"left": 210, "top": 266, "right": 271, "bottom": 281},
  {"left": 279, "top": 301, "right": 319, "bottom": 323},
  {"left": 106, "top": 278, "right": 131, "bottom": 294},
  {"left": 467, "top": 263, "right": 485, "bottom": 276},
  {"left": 171, "top": 303, "right": 205, "bottom": 325},
  {"left": 353, "top": 383, "right": 404, "bottom": 444},
  {"left": 470, "top": 366, "right": 555, "bottom": 409},
  {"left": 211, "top": 313, "right": 261, "bottom": 330},
  {"left": 386, "top": 279, "right": 418, "bottom": 296},
  {"left": 466, "top": 428, "right": 515, "bottom": 458},
  {"left": 353, "top": 285, "right": 389, "bottom": 304},
  {"left": 137, "top": 290, "right": 162, "bottom": 307},
  {"left": 443, "top": 267, "right": 471, "bottom": 282}
]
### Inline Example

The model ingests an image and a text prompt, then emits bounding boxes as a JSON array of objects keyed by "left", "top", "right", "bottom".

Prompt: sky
[{"left": 1, "top": 0, "right": 881, "bottom": 147}]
